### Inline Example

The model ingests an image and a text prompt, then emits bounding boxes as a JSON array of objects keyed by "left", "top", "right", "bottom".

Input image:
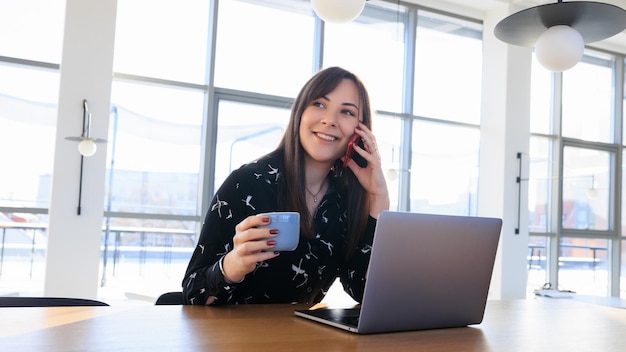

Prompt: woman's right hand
[{"left": 221, "top": 215, "right": 280, "bottom": 283}]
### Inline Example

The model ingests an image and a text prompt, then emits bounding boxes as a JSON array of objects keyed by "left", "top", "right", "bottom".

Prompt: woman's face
[{"left": 299, "top": 78, "right": 361, "bottom": 167}]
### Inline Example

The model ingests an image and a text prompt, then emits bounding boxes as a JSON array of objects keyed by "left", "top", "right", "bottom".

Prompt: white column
[
  {"left": 479, "top": 6, "right": 531, "bottom": 300},
  {"left": 44, "top": 0, "right": 117, "bottom": 298}
]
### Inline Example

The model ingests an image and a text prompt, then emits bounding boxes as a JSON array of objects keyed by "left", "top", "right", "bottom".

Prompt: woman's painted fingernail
[
  {"left": 269, "top": 229, "right": 279, "bottom": 235},
  {"left": 267, "top": 240, "right": 276, "bottom": 246},
  {"left": 262, "top": 217, "right": 270, "bottom": 223}
]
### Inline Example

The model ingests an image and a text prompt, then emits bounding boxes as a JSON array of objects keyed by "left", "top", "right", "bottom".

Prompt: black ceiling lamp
[{"left": 494, "top": 1, "right": 626, "bottom": 71}]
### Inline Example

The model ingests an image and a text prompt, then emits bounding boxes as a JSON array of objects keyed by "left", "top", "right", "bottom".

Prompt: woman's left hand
[{"left": 343, "top": 122, "right": 390, "bottom": 218}]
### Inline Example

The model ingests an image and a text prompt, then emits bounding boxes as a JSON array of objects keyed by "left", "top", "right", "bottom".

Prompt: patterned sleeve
[
  {"left": 338, "top": 216, "right": 377, "bottom": 303},
  {"left": 181, "top": 170, "right": 248, "bottom": 305}
]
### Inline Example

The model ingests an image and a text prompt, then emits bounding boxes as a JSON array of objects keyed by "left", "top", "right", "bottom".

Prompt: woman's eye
[
  {"left": 342, "top": 110, "right": 356, "bottom": 117},
  {"left": 312, "top": 101, "right": 325, "bottom": 108}
]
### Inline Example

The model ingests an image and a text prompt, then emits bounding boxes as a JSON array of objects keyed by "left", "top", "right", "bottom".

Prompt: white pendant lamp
[
  {"left": 534, "top": 25, "right": 584, "bottom": 71},
  {"left": 311, "top": 0, "right": 366, "bottom": 24},
  {"left": 494, "top": 1, "right": 626, "bottom": 72}
]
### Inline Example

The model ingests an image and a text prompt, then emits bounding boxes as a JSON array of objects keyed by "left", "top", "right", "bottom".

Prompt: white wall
[{"left": 479, "top": 5, "right": 532, "bottom": 299}]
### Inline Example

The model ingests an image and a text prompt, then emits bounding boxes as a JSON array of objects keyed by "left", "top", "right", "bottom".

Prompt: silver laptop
[{"left": 294, "top": 211, "right": 502, "bottom": 334}]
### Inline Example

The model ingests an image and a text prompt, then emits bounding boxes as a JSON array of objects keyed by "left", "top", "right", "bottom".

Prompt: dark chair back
[
  {"left": 0, "top": 297, "right": 109, "bottom": 307},
  {"left": 155, "top": 291, "right": 184, "bottom": 305}
]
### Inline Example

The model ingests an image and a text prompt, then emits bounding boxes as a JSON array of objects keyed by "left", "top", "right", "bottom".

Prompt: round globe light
[
  {"left": 534, "top": 25, "right": 584, "bottom": 72},
  {"left": 311, "top": 0, "right": 366, "bottom": 24},
  {"left": 78, "top": 139, "right": 97, "bottom": 157},
  {"left": 586, "top": 187, "right": 598, "bottom": 199}
]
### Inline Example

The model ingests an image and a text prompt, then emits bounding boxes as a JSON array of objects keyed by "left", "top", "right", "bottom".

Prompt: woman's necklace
[{"left": 305, "top": 179, "right": 326, "bottom": 203}]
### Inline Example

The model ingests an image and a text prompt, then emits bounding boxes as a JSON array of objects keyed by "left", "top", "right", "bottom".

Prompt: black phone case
[{"left": 352, "top": 137, "right": 368, "bottom": 167}]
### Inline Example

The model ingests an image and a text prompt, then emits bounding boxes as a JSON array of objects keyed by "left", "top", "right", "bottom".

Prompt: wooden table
[{"left": 1, "top": 298, "right": 625, "bottom": 351}]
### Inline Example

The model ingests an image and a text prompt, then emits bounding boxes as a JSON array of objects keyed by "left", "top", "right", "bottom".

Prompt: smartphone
[{"left": 343, "top": 134, "right": 368, "bottom": 168}]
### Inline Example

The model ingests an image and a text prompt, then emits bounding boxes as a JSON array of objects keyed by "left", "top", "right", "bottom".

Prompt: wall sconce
[
  {"left": 311, "top": 0, "right": 366, "bottom": 23},
  {"left": 494, "top": 1, "right": 626, "bottom": 71},
  {"left": 65, "top": 99, "right": 107, "bottom": 157},
  {"left": 64, "top": 99, "right": 107, "bottom": 215},
  {"left": 586, "top": 175, "right": 598, "bottom": 199}
]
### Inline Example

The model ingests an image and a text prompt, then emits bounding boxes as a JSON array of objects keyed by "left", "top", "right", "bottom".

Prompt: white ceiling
[{"left": 406, "top": 0, "right": 626, "bottom": 54}]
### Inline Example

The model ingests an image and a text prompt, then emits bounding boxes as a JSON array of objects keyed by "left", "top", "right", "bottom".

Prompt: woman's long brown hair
[{"left": 266, "top": 67, "right": 373, "bottom": 260}]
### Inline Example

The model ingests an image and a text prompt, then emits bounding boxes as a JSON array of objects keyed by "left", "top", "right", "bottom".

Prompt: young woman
[{"left": 182, "top": 66, "right": 389, "bottom": 305}]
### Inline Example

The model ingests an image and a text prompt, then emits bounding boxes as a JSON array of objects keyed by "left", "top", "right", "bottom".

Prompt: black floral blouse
[{"left": 182, "top": 153, "right": 376, "bottom": 305}]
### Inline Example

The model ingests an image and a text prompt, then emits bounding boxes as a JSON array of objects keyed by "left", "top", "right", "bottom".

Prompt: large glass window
[
  {"left": 101, "top": 80, "right": 206, "bottom": 294},
  {"left": 324, "top": 2, "right": 406, "bottom": 112},
  {"left": 0, "top": 0, "right": 65, "bottom": 63},
  {"left": 528, "top": 136, "right": 553, "bottom": 234},
  {"left": 100, "top": 217, "right": 197, "bottom": 293},
  {"left": 214, "top": 99, "right": 291, "bottom": 191},
  {"left": 558, "top": 237, "right": 609, "bottom": 295},
  {"left": 0, "top": 0, "right": 65, "bottom": 296},
  {"left": 413, "top": 11, "right": 482, "bottom": 124},
  {"left": 108, "top": 81, "right": 204, "bottom": 216},
  {"left": 561, "top": 145, "right": 611, "bottom": 232},
  {"left": 0, "top": 64, "right": 59, "bottom": 209},
  {"left": 410, "top": 121, "right": 479, "bottom": 216},
  {"left": 528, "top": 50, "right": 623, "bottom": 298},
  {"left": 113, "top": 0, "right": 211, "bottom": 83},
  {"left": 372, "top": 113, "right": 402, "bottom": 211},
  {"left": 562, "top": 54, "right": 614, "bottom": 143},
  {"left": 530, "top": 57, "right": 553, "bottom": 135},
  {"left": 527, "top": 235, "right": 549, "bottom": 293},
  {"left": 214, "top": 0, "right": 315, "bottom": 97},
  {"left": 621, "top": 150, "right": 626, "bottom": 298},
  {"left": 622, "top": 239, "right": 626, "bottom": 298}
]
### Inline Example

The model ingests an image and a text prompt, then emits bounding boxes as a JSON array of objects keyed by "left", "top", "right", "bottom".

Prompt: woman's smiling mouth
[{"left": 315, "top": 132, "right": 338, "bottom": 141}]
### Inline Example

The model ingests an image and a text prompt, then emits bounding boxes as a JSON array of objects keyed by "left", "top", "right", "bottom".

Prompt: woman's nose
[{"left": 321, "top": 109, "right": 337, "bottom": 126}]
